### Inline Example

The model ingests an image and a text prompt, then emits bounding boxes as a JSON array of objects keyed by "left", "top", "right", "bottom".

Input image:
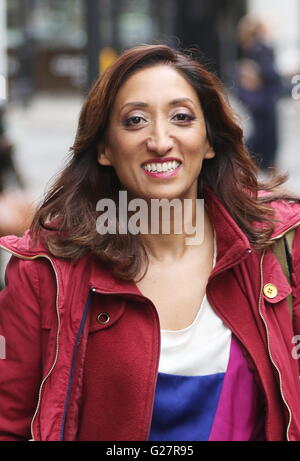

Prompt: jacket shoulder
[
  {"left": 258, "top": 193, "right": 300, "bottom": 238},
  {"left": 0, "top": 229, "right": 93, "bottom": 292},
  {"left": 0, "top": 229, "right": 51, "bottom": 258}
]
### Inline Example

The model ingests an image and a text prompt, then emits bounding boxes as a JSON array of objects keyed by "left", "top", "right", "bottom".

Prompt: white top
[{"left": 158, "top": 231, "right": 232, "bottom": 376}]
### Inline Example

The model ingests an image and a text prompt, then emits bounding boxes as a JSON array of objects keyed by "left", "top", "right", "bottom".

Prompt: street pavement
[{"left": 5, "top": 94, "right": 83, "bottom": 203}]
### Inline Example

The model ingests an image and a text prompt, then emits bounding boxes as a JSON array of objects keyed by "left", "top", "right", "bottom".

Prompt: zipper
[
  {"left": 258, "top": 222, "right": 300, "bottom": 440},
  {"left": 145, "top": 306, "right": 161, "bottom": 441},
  {"left": 59, "top": 289, "right": 94, "bottom": 441},
  {"left": 258, "top": 249, "right": 292, "bottom": 441},
  {"left": 0, "top": 245, "right": 60, "bottom": 442}
]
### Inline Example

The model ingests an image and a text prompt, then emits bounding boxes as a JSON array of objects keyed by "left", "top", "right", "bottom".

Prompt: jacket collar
[
  {"left": 89, "top": 188, "right": 252, "bottom": 293},
  {"left": 204, "top": 187, "right": 252, "bottom": 277}
]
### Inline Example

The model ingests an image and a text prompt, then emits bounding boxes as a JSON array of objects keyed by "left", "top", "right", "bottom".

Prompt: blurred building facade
[
  {"left": 6, "top": 0, "right": 247, "bottom": 97},
  {"left": 0, "top": 0, "right": 7, "bottom": 103},
  {"left": 5, "top": 0, "right": 300, "bottom": 99},
  {"left": 7, "top": 0, "right": 85, "bottom": 97},
  {"left": 1, "top": 0, "right": 299, "bottom": 215}
]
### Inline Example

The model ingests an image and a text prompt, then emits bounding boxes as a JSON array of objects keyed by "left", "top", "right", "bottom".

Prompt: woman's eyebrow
[
  {"left": 169, "top": 98, "right": 195, "bottom": 107},
  {"left": 120, "top": 97, "right": 195, "bottom": 111},
  {"left": 120, "top": 101, "right": 148, "bottom": 111}
]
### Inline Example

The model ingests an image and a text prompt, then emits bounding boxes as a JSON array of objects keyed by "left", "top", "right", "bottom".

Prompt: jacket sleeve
[{"left": 0, "top": 256, "right": 43, "bottom": 441}]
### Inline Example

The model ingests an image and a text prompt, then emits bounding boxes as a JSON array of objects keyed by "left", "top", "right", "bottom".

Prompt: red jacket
[{"left": 0, "top": 190, "right": 300, "bottom": 441}]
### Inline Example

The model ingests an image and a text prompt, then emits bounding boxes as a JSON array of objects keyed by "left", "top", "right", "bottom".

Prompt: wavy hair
[{"left": 31, "top": 44, "right": 297, "bottom": 280}]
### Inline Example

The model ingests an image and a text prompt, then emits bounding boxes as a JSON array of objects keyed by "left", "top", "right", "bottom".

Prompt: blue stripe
[
  {"left": 59, "top": 290, "right": 94, "bottom": 441},
  {"left": 149, "top": 372, "right": 225, "bottom": 441}
]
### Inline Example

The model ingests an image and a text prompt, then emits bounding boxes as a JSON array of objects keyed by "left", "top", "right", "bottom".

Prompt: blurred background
[{"left": 0, "top": 0, "right": 299, "bottom": 253}]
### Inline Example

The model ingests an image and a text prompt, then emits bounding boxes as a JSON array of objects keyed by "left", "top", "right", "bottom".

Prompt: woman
[
  {"left": 0, "top": 44, "right": 300, "bottom": 442},
  {"left": 236, "top": 16, "right": 283, "bottom": 172}
]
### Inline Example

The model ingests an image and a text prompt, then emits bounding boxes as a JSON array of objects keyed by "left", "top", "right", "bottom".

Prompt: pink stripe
[{"left": 209, "top": 336, "right": 265, "bottom": 441}]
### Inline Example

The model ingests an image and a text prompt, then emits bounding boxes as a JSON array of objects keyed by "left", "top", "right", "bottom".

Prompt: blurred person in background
[
  {"left": 0, "top": 105, "right": 24, "bottom": 193},
  {"left": 16, "top": 30, "right": 34, "bottom": 108},
  {"left": 0, "top": 105, "right": 33, "bottom": 238},
  {"left": 236, "top": 15, "right": 283, "bottom": 174},
  {"left": 0, "top": 45, "right": 300, "bottom": 442}
]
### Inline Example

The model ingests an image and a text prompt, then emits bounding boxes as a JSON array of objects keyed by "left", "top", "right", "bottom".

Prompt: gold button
[{"left": 263, "top": 284, "right": 278, "bottom": 299}]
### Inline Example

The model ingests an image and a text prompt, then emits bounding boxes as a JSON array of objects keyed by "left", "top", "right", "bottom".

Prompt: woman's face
[{"left": 98, "top": 64, "right": 215, "bottom": 201}]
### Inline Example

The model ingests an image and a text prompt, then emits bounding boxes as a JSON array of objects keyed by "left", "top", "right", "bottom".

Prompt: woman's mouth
[{"left": 141, "top": 160, "right": 182, "bottom": 178}]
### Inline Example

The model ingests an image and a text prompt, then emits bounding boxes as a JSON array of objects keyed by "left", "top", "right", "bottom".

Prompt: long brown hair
[{"left": 31, "top": 44, "right": 296, "bottom": 280}]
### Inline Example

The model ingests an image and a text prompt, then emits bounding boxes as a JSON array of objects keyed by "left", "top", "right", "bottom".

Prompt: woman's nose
[{"left": 146, "top": 124, "right": 174, "bottom": 156}]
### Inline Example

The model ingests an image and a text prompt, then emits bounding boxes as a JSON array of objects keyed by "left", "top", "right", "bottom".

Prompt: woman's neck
[{"left": 140, "top": 207, "right": 214, "bottom": 262}]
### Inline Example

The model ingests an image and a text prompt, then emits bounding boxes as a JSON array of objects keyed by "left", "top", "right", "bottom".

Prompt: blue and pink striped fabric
[{"left": 149, "top": 335, "right": 265, "bottom": 441}]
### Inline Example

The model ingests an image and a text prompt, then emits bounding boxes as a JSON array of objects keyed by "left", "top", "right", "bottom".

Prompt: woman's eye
[
  {"left": 173, "top": 113, "right": 195, "bottom": 122},
  {"left": 124, "top": 116, "right": 146, "bottom": 127}
]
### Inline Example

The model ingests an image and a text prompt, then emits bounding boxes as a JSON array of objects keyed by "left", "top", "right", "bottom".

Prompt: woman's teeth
[{"left": 142, "top": 161, "right": 181, "bottom": 173}]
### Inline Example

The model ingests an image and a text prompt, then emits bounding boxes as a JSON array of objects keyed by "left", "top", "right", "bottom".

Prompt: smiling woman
[
  {"left": 1, "top": 44, "right": 300, "bottom": 442},
  {"left": 98, "top": 64, "right": 215, "bottom": 203},
  {"left": 28, "top": 44, "right": 296, "bottom": 278}
]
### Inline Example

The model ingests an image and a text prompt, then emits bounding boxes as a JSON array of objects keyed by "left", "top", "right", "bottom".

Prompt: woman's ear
[
  {"left": 204, "top": 122, "right": 215, "bottom": 159},
  {"left": 204, "top": 143, "right": 215, "bottom": 160},
  {"left": 97, "top": 144, "right": 112, "bottom": 166},
  {"left": 204, "top": 146, "right": 215, "bottom": 160}
]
